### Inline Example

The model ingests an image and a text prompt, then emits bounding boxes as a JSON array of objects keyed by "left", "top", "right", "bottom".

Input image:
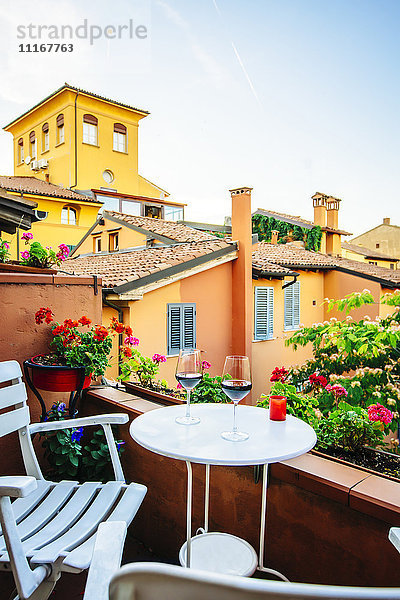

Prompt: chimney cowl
[
  {"left": 383, "top": 217, "right": 391, "bottom": 225},
  {"left": 229, "top": 186, "right": 253, "bottom": 196}
]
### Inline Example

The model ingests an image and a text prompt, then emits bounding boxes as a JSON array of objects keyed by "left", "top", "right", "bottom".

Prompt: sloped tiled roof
[
  {"left": 342, "top": 241, "right": 398, "bottom": 261},
  {"left": 64, "top": 239, "right": 234, "bottom": 289},
  {"left": 0, "top": 176, "right": 96, "bottom": 202},
  {"left": 333, "top": 256, "right": 400, "bottom": 286},
  {"left": 253, "top": 208, "right": 352, "bottom": 236},
  {"left": 104, "top": 211, "right": 218, "bottom": 243},
  {"left": 252, "top": 249, "right": 297, "bottom": 275}
]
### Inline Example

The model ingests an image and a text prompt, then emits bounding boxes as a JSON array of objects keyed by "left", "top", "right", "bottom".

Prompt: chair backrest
[
  {"left": 0, "top": 361, "right": 30, "bottom": 438},
  {"left": 109, "top": 563, "right": 400, "bottom": 600},
  {"left": 0, "top": 361, "right": 42, "bottom": 479}
]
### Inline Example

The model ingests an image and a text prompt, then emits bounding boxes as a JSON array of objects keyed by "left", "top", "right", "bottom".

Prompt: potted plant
[
  {"left": 0, "top": 232, "right": 70, "bottom": 273},
  {"left": 25, "top": 309, "right": 135, "bottom": 416}
]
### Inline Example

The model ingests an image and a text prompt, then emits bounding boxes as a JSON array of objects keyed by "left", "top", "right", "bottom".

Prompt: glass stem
[
  {"left": 233, "top": 402, "right": 238, "bottom": 433},
  {"left": 186, "top": 389, "right": 191, "bottom": 418}
]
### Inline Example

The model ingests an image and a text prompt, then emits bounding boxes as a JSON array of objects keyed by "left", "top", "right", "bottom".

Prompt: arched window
[
  {"left": 61, "top": 206, "right": 77, "bottom": 225},
  {"left": 83, "top": 114, "right": 98, "bottom": 145},
  {"left": 56, "top": 114, "right": 64, "bottom": 144},
  {"left": 113, "top": 123, "right": 127, "bottom": 152},
  {"left": 18, "top": 138, "right": 24, "bottom": 164},
  {"left": 29, "top": 131, "right": 36, "bottom": 159},
  {"left": 42, "top": 123, "right": 49, "bottom": 152}
]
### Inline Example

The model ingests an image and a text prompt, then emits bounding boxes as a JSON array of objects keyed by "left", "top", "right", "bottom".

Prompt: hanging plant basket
[{"left": 25, "top": 355, "right": 92, "bottom": 392}]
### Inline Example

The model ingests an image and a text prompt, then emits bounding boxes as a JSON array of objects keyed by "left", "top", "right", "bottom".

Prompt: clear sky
[{"left": 0, "top": 0, "right": 399, "bottom": 235}]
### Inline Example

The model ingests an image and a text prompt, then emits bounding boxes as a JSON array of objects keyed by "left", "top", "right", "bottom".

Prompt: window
[
  {"left": 29, "top": 131, "right": 36, "bottom": 159},
  {"left": 42, "top": 123, "right": 49, "bottom": 152},
  {"left": 164, "top": 206, "right": 184, "bottom": 221},
  {"left": 254, "top": 287, "right": 274, "bottom": 340},
  {"left": 94, "top": 236, "right": 102, "bottom": 253},
  {"left": 113, "top": 123, "right": 127, "bottom": 152},
  {"left": 167, "top": 303, "right": 196, "bottom": 355},
  {"left": 284, "top": 281, "right": 300, "bottom": 331},
  {"left": 61, "top": 206, "right": 77, "bottom": 225},
  {"left": 57, "top": 114, "right": 64, "bottom": 144},
  {"left": 97, "top": 195, "right": 120, "bottom": 213},
  {"left": 390, "top": 264, "right": 395, "bottom": 270},
  {"left": 376, "top": 243, "right": 380, "bottom": 249},
  {"left": 83, "top": 114, "right": 98, "bottom": 145},
  {"left": 369, "top": 261, "right": 378, "bottom": 266},
  {"left": 18, "top": 138, "right": 24, "bottom": 164},
  {"left": 102, "top": 170, "right": 114, "bottom": 184},
  {"left": 121, "top": 200, "right": 141, "bottom": 216},
  {"left": 109, "top": 232, "right": 119, "bottom": 252},
  {"left": 145, "top": 205, "right": 162, "bottom": 219}
]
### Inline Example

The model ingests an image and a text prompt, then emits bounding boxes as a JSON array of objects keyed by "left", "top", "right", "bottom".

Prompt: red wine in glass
[
  {"left": 221, "top": 356, "right": 251, "bottom": 442},
  {"left": 175, "top": 350, "right": 202, "bottom": 425}
]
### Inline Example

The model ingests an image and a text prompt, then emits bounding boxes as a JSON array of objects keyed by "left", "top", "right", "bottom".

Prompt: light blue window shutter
[
  {"left": 293, "top": 282, "right": 300, "bottom": 328},
  {"left": 167, "top": 304, "right": 182, "bottom": 355},
  {"left": 255, "top": 287, "right": 274, "bottom": 340},
  {"left": 183, "top": 304, "right": 196, "bottom": 350},
  {"left": 284, "top": 286, "right": 293, "bottom": 330}
]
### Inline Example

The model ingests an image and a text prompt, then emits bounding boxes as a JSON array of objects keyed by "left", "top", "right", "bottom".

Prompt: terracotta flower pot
[{"left": 26, "top": 355, "right": 91, "bottom": 392}]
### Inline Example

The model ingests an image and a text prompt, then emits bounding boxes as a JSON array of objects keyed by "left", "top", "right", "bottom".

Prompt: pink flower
[
  {"left": 202, "top": 360, "right": 211, "bottom": 370},
  {"left": 270, "top": 366, "right": 288, "bottom": 382},
  {"left": 3, "top": 242, "right": 9, "bottom": 249},
  {"left": 177, "top": 383, "right": 183, "bottom": 390},
  {"left": 20, "top": 251, "right": 30, "bottom": 259},
  {"left": 58, "top": 243, "right": 70, "bottom": 257},
  {"left": 368, "top": 403, "right": 393, "bottom": 425},
  {"left": 325, "top": 384, "right": 348, "bottom": 398},
  {"left": 152, "top": 353, "right": 166, "bottom": 363},
  {"left": 21, "top": 232, "right": 33, "bottom": 241},
  {"left": 124, "top": 336, "right": 139, "bottom": 346}
]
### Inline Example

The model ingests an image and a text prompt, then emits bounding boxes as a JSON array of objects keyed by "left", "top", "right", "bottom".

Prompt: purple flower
[
  {"left": 116, "top": 441, "right": 125, "bottom": 451},
  {"left": 124, "top": 336, "right": 140, "bottom": 346},
  {"left": 58, "top": 402, "right": 67, "bottom": 413},
  {"left": 202, "top": 360, "right": 211, "bottom": 370},
  {"left": 20, "top": 251, "right": 30, "bottom": 259},
  {"left": 71, "top": 427, "right": 84, "bottom": 443},
  {"left": 21, "top": 232, "right": 33, "bottom": 241},
  {"left": 152, "top": 353, "right": 166, "bottom": 363}
]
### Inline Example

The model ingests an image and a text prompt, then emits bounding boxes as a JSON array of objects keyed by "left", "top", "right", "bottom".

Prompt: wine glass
[
  {"left": 221, "top": 356, "right": 251, "bottom": 442},
  {"left": 175, "top": 349, "right": 202, "bottom": 425}
]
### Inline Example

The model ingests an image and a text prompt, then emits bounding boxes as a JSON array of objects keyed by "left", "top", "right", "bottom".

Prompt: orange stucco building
[{"left": 65, "top": 189, "right": 400, "bottom": 401}]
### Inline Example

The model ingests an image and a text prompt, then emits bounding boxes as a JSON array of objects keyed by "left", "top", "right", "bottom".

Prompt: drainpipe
[
  {"left": 103, "top": 294, "right": 124, "bottom": 377},
  {"left": 282, "top": 274, "right": 298, "bottom": 289},
  {"left": 70, "top": 91, "right": 79, "bottom": 189}
]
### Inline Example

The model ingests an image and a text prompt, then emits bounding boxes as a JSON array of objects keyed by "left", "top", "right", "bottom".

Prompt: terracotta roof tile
[
  {"left": 334, "top": 256, "right": 400, "bottom": 285},
  {"left": 105, "top": 210, "right": 217, "bottom": 243},
  {"left": 63, "top": 239, "right": 234, "bottom": 289},
  {"left": 342, "top": 242, "right": 399, "bottom": 261},
  {"left": 0, "top": 176, "right": 96, "bottom": 202}
]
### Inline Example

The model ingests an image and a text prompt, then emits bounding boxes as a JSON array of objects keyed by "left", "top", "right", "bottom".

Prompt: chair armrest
[
  {"left": 0, "top": 476, "right": 37, "bottom": 498},
  {"left": 29, "top": 413, "right": 129, "bottom": 434},
  {"left": 83, "top": 521, "right": 127, "bottom": 600}
]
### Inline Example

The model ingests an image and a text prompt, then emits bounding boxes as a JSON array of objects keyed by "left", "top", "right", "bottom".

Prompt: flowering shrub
[
  {"left": 119, "top": 343, "right": 168, "bottom": 387},
  {"left": 367, "top": 403, "right": 393, "bottom": 426},
  {"left": 41, "top": 401, "right": 124, "bottom": 482},
  {"left": 285, "top": 290, "right": 400, "bottom": 433},
  {"left": 34, "top": 308, "right": 134, "bottom": 377},
  {"left": 20, "top": 233, "right": 69, "bottom": 268},
  {"left": 0, "top": 238, "right": 10, "bottom": 263},
  {"left": 270, "top": 366, "right": 288, "bottom": 382}
]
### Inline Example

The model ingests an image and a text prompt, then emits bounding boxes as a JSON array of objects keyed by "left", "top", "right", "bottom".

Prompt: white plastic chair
[
  {"left": 108, "top": 562, "right": 400, "bottom": 600},
  {"left": 0, "top": 360, "right": 147, "bottom": 600}
]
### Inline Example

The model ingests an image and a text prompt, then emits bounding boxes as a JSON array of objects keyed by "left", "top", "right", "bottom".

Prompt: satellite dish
[{"left": 24, "top": 156, "right": 32, "bottom": 165}]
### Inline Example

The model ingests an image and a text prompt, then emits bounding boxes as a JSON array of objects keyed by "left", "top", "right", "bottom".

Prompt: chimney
[
  {"left": 326, "top": 197, "right": 341, "bottom": 230},
  {"left": 230, "top": 186, "right": 253, "bottom": 395},
  {"left": 383, "top": 217, "right": 391, "bottom": 225},
  {"left": 312, "top": 193, "right": 327, "bottom": 227},
  {"left": 271, "top": 230, "right": 279, "bottom": 245}
]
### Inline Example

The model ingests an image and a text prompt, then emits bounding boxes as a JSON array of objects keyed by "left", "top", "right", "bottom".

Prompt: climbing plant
[{"left": 252, "top": 214, "right": 322, "bottom": 252}]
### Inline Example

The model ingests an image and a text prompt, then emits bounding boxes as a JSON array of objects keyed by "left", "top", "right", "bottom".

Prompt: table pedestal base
[{"left": 179, "top": 532, "right": 258, "bottom": 577}]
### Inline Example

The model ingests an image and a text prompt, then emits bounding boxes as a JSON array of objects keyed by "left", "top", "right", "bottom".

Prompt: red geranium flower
[
  {"left": 270, "top": 367, "right": 288, "bottom": 382},
  {"left": 78, "top": 316, "right": 91, "bottom": 326},
  {"left": 35, "top": 307, "right": 54, "bottom": 325},
  {"left": 94, "top": 326, "right": 109, "bottom": 342},
  {"left": 63, "top": 319, "right": 79, "bottom": 329}
]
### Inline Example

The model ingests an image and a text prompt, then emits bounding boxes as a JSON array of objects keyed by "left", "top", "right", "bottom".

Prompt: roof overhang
[
  {"left": 0, "top": 189, "right": 39, "bottom": 233},
  {"left": 333, "top": 266, "right": 400, "bottom": 289}
]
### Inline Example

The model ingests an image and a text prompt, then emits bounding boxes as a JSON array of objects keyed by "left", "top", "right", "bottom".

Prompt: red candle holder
[{"left": 269, "top": 395, "right": 287, "bottom": 421}]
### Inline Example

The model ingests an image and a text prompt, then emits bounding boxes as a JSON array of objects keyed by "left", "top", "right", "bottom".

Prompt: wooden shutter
[
  {"left": 167, "top": 303, "right": 196, "bottom": 355},
  {"left": 18, "top": 138, "right": 23, "bottom": 146},
  {"left": 29, "top": 131, "right": 35, "bottom": 142},
  {"left": 83, "top": 114, "right": 98, "bottom": 125},
  {"left": 254, "top": 287, "right": 274, "bottom": 340},
  {"left": 284, "top": 282, "right": 300, "bottom": 330},
  {"left": 183, "top": 305, "right": 196, "bottom": 349},
  {"left": 114, "top": 123, "right": 126, "bottom": 134},
  {"left": 42, "top": 122, "right": 49, "bottom": 133},
  {"left": 56, "top": 114, "right": 64, "bottom": 126}
]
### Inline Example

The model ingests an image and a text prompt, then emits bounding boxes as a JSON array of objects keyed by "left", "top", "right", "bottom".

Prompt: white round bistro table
[{"left": 130, "top": 403, "right": 316, "bottom": 579}]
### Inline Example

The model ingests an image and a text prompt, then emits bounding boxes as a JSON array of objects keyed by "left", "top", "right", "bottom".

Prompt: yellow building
[
  {"left": 1, "top": 83, "right": 184, "bottom": 255},
  {"left": 351, "top": 218, "right": 400, "bottom": 262},
  {"left": 0, "top": 175, "right": 102, "bottom": 260},
  {"left": 341, "top": 241, "right": 398, "bottom": 270}
]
